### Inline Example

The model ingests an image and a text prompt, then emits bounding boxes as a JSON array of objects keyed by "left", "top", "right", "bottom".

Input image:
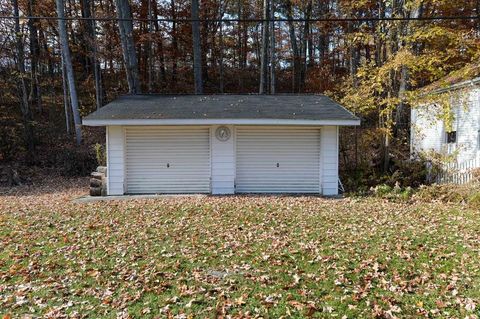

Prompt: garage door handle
[
  {"left": 167, "top": 163, "right": 170, "bottom": 168},
  {"left": 276, "top": 163, "right": 279, "bottom": 167}
]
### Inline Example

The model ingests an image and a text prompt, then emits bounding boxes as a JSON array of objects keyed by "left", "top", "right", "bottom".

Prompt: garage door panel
[
  {"left": 236, "top": 127, "right": 320, "bottom": 193},
  {"left": 126, "top": 127, "right": 210, "bottom": 194}
]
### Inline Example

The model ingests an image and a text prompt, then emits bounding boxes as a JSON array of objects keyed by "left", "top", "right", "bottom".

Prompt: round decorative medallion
[{"left": 215, "top": 126, "right": 231, "bottom": 142}]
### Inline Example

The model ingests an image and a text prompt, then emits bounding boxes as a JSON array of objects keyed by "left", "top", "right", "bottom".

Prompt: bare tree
[
  {"left": 60, "top": 52, "right": 71, "bottom": 134},
  {"left": 218, "top": 7, "right": 225, "bottom": 93},
  {"left": 191, "top": 0, "right": 203, "bottom": 94},
  {"left": 270, "top": 0, "right": 276, "bottom": 94},
  {"left": 86, "top": 0, "right": 103, "bottom": 108},
  {"left": 147, "top": 0, "right": 154, "bottom": 92},
  {"left": 259, "top": 0, "right": 269, "bottom": 94},
  {"left": 92, "top": 20, "right": 103, "bottom": 108},
  {"left": 56, "top": 0, "right": 82, "bottom": 144},
  {"left": 152, "top": 0, "right": 166, "bottom": 85},
  {"left": 115, "top": 0, "right": 141, "bottom": 94},
  {"left": 13, "top": 0, "right": 35, "bottom": 160},
  {"left": 170, "top": 0, "right": 178, "bottom": 85},
  {"left": 27, "top": 0, "right": 42, "bottom": 112},
  {"left": 285, "top": 0, "right": 301, "bottom": 93}
]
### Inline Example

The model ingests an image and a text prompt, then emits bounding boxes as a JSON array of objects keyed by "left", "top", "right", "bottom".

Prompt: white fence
[{"left": 435, "top": 157, "right": 479, "bottom": 184}]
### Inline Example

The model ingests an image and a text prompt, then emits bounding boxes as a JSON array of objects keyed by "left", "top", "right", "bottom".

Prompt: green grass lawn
[{"left": 1, "top": 179, "right": 480, "bottom": 318}]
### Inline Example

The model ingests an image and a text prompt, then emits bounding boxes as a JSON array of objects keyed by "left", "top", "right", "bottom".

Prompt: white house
[
  {"left": 83, "top": 95, "right": 360, "bottom": 195},
  {"left": 411, "top": 77, "right": 480, "bottom": 168}
]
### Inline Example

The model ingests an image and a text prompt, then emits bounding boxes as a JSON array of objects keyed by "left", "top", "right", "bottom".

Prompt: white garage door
[
  {"left": 236, "top": 127, "right": 320, "bottom": 193},
  {"left": 125, "top": 127, "right": 210, "bottom": 194}
]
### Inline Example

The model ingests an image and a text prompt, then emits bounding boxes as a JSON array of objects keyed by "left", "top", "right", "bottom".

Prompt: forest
[{"left": 1, "top": 0, "right": 479, "bottom": 189}]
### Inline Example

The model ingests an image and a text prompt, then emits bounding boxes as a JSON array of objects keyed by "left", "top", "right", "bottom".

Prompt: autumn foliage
[{"left": 1, "top": 0, "right": 479, "bottom": 185}]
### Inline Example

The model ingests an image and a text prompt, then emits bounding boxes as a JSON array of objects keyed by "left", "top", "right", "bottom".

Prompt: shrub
[
  {"left": 372, "top": 184, "right": 392, "bottom": 197},
  {"left": 386, "top": 158, "right": 429, "bottom": 188},
  {"left": 93, "top": 143, "right": 106, "bottom": 166},
  {"left": 341, "top": 157, "right": 429, "bottom": 194},
  {"left": 415, "top": 184, "right": 469, "bottom": 204},
  {"left": 397, "top": 186, "right": 414, "bottom": 200},
  {"left": 416, "top": 184, "right": 480, "bottom": 208},
  {"left": 370, "top": 183, "right": 414, "bottom": 201}
]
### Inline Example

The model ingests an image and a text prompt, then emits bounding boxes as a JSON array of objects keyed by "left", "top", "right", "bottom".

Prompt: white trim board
[{"left": 83, "top": 118, "right": 360, "bottom": 126}]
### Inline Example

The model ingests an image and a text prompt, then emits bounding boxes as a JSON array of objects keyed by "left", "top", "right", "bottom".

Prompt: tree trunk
[
  {"left": 395, "top": 3, "right": 423, "bottom": 132},
  {"left": 27, "top": 0, "right": 42, "bottom": 112},
  {"left": 200, "top": 2, "right": 210, "bottom": 85},
  {"left": 61, "top": 52, "right": 71, "bottom": 134},
  {"left": 219, "top": 8, "right": 225, "bottom": 93},
  {"left": 147, "top": 0, "right": 154, "bottom": 92},
  {"left": 92, "top": 26, "right": 103, "bottom": 108},
  {"left": 348, "top": 22, "right": 360, "bottom": 87},
  {"left": 191, "top": 0, "right": 203, "bottom": 94},
  {"left": 236, "top": 1, "right": 244, "bottom": 91},
  {"left": 152, "top": 0, "right": 166, "bottom": 86},
  {"left": 115, "top": 0, "right": 141, "bottom": 94},
  {"left": 56, "top": 0, "right": 82, "bottom": 145},
  {"left": 171, "top": 0, "right": 178, "bottom": 85},
  {"left": 90, "top": 0, "right": 103, "bottom": 108},
  {"left": 299, "top": 1, "right": 312, "bottom": 92},
  {"left": 13, "top": 0, "right": 35, "bottom": 161},
  {"left": 259, "top": 0, "right": 269, "bottom": 94},
  {"left": 80, "top": 0, "right": 94, "bottom": 78},
  {"left": 269, "top": 0, "right": 276, "bottom": 94},
  {"left": 286, "top": 0, "right": 301, "bottom": 93}
]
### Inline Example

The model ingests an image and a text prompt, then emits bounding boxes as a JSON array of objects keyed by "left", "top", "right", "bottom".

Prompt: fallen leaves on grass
[{"left": 0, "top": 176, "right": 480, "bottom": 318}]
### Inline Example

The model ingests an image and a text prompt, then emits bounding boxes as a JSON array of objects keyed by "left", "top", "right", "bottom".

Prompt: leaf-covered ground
[{"left": 1, "top": 178, "right": 480, "bottom": 318}]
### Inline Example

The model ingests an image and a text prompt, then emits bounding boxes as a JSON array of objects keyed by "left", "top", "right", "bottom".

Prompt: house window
[
  {"left": 478, "top": 130, "right": 480, "bottom": 149},
  {"left": 446, "top": 131, "right": 457, "bottom": 144}
]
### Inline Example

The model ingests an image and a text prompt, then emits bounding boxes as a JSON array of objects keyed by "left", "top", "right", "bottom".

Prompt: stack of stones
[{"left": 90, "top": 166, "right": 107, "bottom": 196}]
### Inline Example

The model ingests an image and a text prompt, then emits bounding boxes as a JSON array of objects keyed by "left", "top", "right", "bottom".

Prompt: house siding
[
  {"left": 211, "top": 125, "right": 235, "bottom": 194},
  {"left": 106, "top": 126, "right": 125, "bottom": 195},
  {"left": 456, "top": 88, "right": 480, "bottom": 163},
  {"left": 320, "top": 126, "right": 339, "bottom": 196},
  {"left": 411, "top": 107, "right": 445, "bottom": 154},
  {"left": 411, "top": 87, "right": 480, "bottom": 165},
  {"left": 105, "top": 125, "right": 340, "bottom": 195}
]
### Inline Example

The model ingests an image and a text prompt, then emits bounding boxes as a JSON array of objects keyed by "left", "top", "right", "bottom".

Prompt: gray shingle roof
[{"left": 83, "top": 94, "right": 359, "bottom": 123}]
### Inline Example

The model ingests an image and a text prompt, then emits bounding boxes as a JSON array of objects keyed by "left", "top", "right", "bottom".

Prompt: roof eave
[
  {"left": 423, "top": 76, "right": 480, "bottom": 96},
  {"left": 82, "top": 118, "right": 361, "bottom": 126}
]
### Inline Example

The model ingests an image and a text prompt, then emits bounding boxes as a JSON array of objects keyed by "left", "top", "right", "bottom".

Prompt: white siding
[
  {"left": 411, "top": 88, "right": 480, "bottom": 166},
  {"left": 320, "top": 126, "right": 339, "bottom": 196},
  {"left": 211, "top": 125, "right": 235, "bottom": 194},
  {"left": 455, "top": 88, "right": 480, "bottom": 164},
  {"left": 124, "top": 126, "right": 210, "bottom": 194},
  {"left": 235, "top": 126, "right": 321, "bottom": 193},
  {"left": 106, "top": 126, "right": 125, "bottom": 195},
  {"left": 411, "top": 106, "right": 445, "bottom": 154}
]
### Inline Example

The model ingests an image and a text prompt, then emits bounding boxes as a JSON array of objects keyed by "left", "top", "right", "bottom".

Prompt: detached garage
[{"left": 83, "top": 95, "right": 360, "bottom": 196}]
